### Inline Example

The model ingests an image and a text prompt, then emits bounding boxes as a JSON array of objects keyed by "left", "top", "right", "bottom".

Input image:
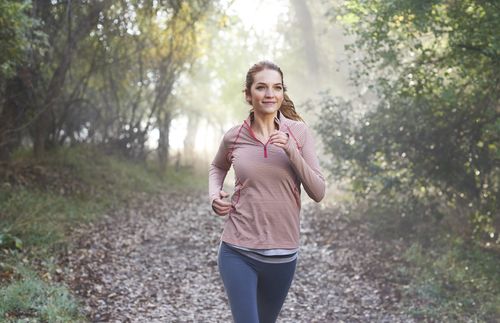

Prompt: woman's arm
[
  {"left": 208, "top": 136, "right": 233, "bottom": 213},
  {"left": 270, "top": 126, "right": 326, "bottom": 202},
  {"left": 209, "top": 163, "right": 229, "bottom": 205}
]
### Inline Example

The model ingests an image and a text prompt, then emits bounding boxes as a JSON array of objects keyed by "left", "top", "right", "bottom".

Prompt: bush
[{"left": 400, "top": 238, "right": 500, "bottom": 321}]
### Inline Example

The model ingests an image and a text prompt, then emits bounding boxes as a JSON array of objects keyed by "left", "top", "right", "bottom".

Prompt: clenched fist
[
  {"left": 212, "top": 190, "right": 231, "bottom": 216},
  {"left": 269, "top": 130, "right": 290, "bottom": 152}
]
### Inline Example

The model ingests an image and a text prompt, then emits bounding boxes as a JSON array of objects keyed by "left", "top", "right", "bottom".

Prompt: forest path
[{"left": 61, "top": 190, "right": 415, "bottom": 322}]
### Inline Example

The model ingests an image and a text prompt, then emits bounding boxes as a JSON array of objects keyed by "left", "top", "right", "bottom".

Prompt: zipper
[{"left": 244, "top": 120, "right": 271, "bottom": 158}]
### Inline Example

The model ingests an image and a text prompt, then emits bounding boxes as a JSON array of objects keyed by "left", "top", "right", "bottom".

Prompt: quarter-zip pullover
[{"left": 209, "top": 111, "right": 325, "bottom": 249}]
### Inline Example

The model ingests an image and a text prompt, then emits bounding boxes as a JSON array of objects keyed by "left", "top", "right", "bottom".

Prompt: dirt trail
[{"left": 61, "top": 191, "right": 414, "bottom": 322}]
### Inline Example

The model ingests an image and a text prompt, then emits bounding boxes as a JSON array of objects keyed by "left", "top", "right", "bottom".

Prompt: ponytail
[{"left": 279, "top": 93, "right": 304, "bottom": 122}]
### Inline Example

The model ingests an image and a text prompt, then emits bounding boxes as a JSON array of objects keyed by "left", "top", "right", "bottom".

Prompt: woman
[{"left": 209, "top": 61, "right": 325, "bottom": 323}]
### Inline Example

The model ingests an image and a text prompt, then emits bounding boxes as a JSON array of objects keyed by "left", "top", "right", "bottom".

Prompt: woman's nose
[{"left": 265, "top": 88, "right": 274, "bottom": 97}]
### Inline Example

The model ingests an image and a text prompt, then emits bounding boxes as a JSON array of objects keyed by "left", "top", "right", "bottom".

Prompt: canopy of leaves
[
  {"left": 0, "top": 1, "right": 38, "bottom": 79},
  {"left": 316, "top": 0, "right": 500, "bottom": 245},
  {"left": 0, "top": 0, "right": 223, "bottom": 162}
]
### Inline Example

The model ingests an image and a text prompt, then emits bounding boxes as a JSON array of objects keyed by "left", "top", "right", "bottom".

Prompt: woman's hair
[{"left": 244, "top": 61, "right": 304, "bottom": 122}]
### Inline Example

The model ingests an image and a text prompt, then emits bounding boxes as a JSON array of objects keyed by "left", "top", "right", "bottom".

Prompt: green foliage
[
  {"left": 0, "top": 0, "right": 225, "bottom": 161},
  {"left": 55, "top": 0, "right": 218, "bottom": 159},
  {"left": 0, "top": 231, "right": 23, "bottom": 250},
  {"left": 318, "top": 0, "right": 500, "bottom": 244},
  {"left": 0, "top": 266, "right": 84, "bottom": 322},
  {"left": 314, "top": 4, "right": 500, "bottom": 317},
  {"left": 0, "top": 186, "right": 101, "bottom": 248},
  {"left": 400, "top": 238, "right": 500, "bottom": 321},
  {"left": 0, "top": 0, "right": 32, "bottom": 78}
]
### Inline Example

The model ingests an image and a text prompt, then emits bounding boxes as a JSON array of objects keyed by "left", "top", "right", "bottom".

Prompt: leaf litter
[{"left": 59, "top": 191, "right": 415, "bottom": 322}]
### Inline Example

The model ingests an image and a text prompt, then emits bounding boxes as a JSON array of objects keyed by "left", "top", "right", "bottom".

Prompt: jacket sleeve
[
  {"left": 208, "top": 134, "right": 232, "bottom": 206},
  {"left": 285, "top": 126, "right": 326, "bottom": 202}
]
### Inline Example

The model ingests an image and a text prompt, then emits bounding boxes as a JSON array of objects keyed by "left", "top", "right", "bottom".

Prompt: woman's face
[{"left": 246, "top": 69, "right": 284, "bottom": 116}]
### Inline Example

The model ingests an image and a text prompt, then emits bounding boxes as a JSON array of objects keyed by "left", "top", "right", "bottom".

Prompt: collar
[{"left": 244, "top": 110, "right": 285, "bottom": 131}]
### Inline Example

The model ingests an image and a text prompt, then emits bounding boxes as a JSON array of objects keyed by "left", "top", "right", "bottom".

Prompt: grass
[
  {"left": 400, "top": 237, "right": 500, "bottom": 322},
  {"left": 0, "top": 266, "right": 85, "bottom": 323},
  {"left": 0, "top": 145, "right": 207, "bottom": 322},
  {"left": 353, "top": 197, "right": 500, "bottom": 323},
  {"left": 0, "top": 188, "right": 102, "bottom": 248}
]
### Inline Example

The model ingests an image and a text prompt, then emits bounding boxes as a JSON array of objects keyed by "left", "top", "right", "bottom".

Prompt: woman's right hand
[{"left": 212, "top": 190, "right": 232, "bottom": 216}]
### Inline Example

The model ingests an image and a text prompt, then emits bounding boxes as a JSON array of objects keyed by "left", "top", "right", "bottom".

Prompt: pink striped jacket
[{"left": 209, "top": 111, "right": 325, "bottom": 249}]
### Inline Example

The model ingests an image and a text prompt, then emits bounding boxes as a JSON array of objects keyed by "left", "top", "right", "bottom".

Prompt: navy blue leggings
[{"left": 217, "top": 241, "right": 297, "bottom": 323}]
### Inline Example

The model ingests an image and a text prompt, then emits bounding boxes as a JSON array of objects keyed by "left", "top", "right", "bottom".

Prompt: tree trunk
[
  {"left": 0, "top": 68, "right": 32, "bottom": 161},
  {"left": 158, "top": 111, "right": 172, "bottom": 172},
  {"left": 183, "top": 113, "right": 199, "bottom": 164},
  {"left": 291, "top": 0, "right": 320, "bottom": 81}
]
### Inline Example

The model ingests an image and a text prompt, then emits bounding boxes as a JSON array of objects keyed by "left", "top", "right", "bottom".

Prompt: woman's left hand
[{"left": 269, "top": 130, "right": 289, "bottom": 152}]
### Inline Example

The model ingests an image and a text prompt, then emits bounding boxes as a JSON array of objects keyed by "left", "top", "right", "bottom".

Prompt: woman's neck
[{"left": 251, "top": 111, "right": 278, "bottom": 138}]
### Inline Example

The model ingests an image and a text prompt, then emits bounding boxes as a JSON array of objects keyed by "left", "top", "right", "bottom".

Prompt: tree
[
  {"left": 0, "top": 1, "right": 43, "bottom": 161},
  {"left": 316, "top": 0, "right": 500, "bottom": 245},
  {"left": 0, "top": 0, "right": 223, "bottom": 165},
  {"left": 31, "top": 0, "right": 110, "bottom": 158}
]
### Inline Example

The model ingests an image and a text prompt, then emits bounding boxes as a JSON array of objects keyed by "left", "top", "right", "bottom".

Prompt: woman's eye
[{"left": 256, "top": 86, "right": 265, "bottom": 90}]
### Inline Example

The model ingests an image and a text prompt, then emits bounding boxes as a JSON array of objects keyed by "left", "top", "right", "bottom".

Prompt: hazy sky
[{"left": 228, "top": 0, "right": 289, "bottom": 33}]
